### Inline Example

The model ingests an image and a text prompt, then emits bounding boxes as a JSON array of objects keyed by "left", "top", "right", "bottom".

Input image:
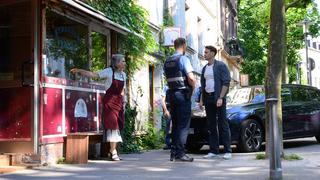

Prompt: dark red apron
[{"left": 102, "top": 70, "right": 125, "bottom": 130}]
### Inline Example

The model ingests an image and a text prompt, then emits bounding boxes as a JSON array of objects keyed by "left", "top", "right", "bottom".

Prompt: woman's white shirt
[{"left": 98, "top": 67, "right": 126, "bottom": 91}]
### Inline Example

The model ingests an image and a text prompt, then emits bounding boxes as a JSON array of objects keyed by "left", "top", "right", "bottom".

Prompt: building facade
[
  {"left": 132, "top": 0, "right": 243, "bottom": 133},
  {"left": 299, "top": 37, "right": 320, "bottom": 88},
  {"left": 133, "top": 0, "right": 164, "bottom": 131},
  {"left": 168, "top": 0, "right": 242, "bottom": 88}
]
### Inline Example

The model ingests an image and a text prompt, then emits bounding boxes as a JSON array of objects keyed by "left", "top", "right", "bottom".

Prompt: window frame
[{"left": 43, "top": 5, "right": 111, "bottom": 85}]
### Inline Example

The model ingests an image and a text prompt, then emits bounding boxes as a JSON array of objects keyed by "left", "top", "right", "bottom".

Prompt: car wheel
[
  {"left": 238, "top": 119, "right": 263, "bottom": 152},
  {"left": 185, "top": 143, "right": 203, "bottom": 152}
]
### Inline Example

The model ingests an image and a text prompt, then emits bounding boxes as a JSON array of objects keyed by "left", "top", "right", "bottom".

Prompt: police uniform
[{"left": 164, "top": 52, "right": 193, "bottom": 160}]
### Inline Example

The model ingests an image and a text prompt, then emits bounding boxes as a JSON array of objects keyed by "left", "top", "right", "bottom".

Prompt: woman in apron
[{"left": 71, "top": 54, "right": 126, "bottom": 161}]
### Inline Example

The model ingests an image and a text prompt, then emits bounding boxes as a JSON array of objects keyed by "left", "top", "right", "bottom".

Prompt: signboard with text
[
  {"left": 240, "top": 74, "right": 249, "bottom": 87},
  {"left": 163, "top": 27, "right": 181, "bottom": 46}
]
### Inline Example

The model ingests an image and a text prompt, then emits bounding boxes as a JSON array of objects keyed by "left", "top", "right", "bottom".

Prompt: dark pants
[
  {"left": 169, "top": 90, "right": 192, "bottom": 158},
  {"left": 204, "top": 93, "right": 232, "bottom": 154},
  {"left": 164, "top": 115, "right": 171, "bottom": 147}
]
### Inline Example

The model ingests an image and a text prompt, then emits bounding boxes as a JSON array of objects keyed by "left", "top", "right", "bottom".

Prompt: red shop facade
[{"left": 0, "top": 0, "right": 133, "bottom": 163}]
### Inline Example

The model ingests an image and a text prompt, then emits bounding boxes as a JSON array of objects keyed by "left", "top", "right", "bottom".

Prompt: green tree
[{"left": 238, "top": 0, "right": 320, "bottom": 85}]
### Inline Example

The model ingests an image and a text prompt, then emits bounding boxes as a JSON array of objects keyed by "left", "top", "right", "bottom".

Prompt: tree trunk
[
  {"left": 265, "top": 0, "right": 285, "bottom": 158},
  {"left": 282, "top": 21, "right": 288, "bottom": 84}
]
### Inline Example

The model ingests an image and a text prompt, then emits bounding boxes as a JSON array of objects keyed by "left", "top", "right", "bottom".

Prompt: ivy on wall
[{"left": 84, "top": 0, "right": 163, "bottom": 153}]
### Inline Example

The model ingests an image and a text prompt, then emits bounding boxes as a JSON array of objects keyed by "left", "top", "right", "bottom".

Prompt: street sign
[
  {"left": 309, "top": 58, "right": 315, "bottom": 71},
  {"left": 240, "top": 74, "right": 249, "bottom": 87},
  {"left": 163, "top": 27, "right": 181, "bottom": 46}
]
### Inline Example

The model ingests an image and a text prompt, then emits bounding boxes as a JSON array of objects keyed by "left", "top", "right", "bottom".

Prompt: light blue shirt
[
  {"left": 161, "top": 85, "right": 169, "bottom": 97},
  {"left": 172, "top": 52, "right": 194, "bottom": 74}
]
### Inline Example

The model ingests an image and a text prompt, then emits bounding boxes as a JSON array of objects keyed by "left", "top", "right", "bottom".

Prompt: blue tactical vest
[{"left": 164, "top": 54, "right": 189, "bottom": 90}]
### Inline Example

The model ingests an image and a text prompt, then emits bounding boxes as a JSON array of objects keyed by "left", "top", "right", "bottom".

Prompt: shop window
[
  {"left": 90, "top": 32, "right": 108, "bottom": 72},
  {"left": 44, "top": 10, "right": 88, "bottom": 80},
  {"left": 0, "top": 1, "right": 32, "bottom": 86}
]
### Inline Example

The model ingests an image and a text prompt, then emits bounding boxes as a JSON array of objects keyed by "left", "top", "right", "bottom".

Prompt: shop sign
[
  {"left": 163, "top": 27, "right": 181, "bottom": 46},
  {"left": 240, "top": 74, "right": 249, "bottom": 87}
]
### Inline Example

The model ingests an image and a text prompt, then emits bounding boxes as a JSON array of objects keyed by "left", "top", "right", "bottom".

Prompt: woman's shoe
[{"left": 111, "top": 150, "right": 121, "bottom": 161}]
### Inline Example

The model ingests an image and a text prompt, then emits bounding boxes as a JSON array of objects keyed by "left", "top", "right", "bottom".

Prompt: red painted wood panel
[
  {"left": 43, "top": 88, "right": 63, "bottom": 135},
  {"left": 0, "top": 87, "right": 31, "bottom": 140}
]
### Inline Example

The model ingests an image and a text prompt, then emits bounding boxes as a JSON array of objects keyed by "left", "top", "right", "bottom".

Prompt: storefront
[{"left": 0, "top": 0, "right": 135, "bottom": 164}]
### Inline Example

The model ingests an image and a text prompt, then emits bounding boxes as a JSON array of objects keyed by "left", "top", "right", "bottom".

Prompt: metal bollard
[{"left": 266, "top": 98, "right": 282, "bottom": 180}]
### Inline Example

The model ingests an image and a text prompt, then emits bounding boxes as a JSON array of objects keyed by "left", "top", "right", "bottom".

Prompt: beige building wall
[{"left": 132, "top": 0, "right": 164, "bottom": 131}]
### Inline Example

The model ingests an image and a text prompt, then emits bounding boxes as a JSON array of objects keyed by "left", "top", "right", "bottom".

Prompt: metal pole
[
  {"left": 305, "top": 30, "right": 311, "bottom": 85},
  {"left": 296, "top": 62, "right": 302, "bottom": 84},
  {"left": 267, "top": 98, "right": 282, "bottom": 180},
  {"left": 296, "top": 63, "right": 300, "bottom": 84},
  {"left": 33, "top": 0, "right": 40, "bottom": 155}
]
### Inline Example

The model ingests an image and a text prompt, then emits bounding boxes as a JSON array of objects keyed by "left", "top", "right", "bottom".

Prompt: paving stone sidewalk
[{"left": 1, "top": 138, "right": 319, "bottom": 180}]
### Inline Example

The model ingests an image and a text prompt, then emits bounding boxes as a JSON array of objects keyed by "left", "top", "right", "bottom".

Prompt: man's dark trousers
[
  {"left": 204, "top": 93, "right": 232, "bottom": 154},
  {"left": 169, "top": 89, "right": 191, "bottom": 158}
]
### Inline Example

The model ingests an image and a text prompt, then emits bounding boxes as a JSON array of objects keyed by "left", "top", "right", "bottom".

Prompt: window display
[{"left": 44, "top": 10, "right": 88, "bottom": 80}]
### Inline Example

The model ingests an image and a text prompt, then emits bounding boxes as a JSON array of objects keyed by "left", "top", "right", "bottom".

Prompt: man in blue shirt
[{"left": 164, "top": 38, "right": 196, "bottom": 162}]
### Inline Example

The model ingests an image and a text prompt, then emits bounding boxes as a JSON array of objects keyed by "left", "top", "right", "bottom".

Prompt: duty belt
[{"left": 167, "top": 77, "right": 186, "bottom": 82}]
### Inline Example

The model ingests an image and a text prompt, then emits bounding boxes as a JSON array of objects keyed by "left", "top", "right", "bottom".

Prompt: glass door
[{"left": 0, "top": 0, "right": 33, "bottom": 142}]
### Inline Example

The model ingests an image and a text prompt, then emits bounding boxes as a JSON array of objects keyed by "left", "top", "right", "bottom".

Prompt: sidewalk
[{"left": 1, "top": 138, "right": 319, "bottom": 180}]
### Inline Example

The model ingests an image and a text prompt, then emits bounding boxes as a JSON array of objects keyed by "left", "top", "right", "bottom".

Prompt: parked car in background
[{"left": 187, "top": 84, "right": 320, "bottom": 152}]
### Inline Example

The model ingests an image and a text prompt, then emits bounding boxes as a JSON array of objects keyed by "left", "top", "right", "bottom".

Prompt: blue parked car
[{"left": 187, "top": 84, "right": 320, "bottom": 152}]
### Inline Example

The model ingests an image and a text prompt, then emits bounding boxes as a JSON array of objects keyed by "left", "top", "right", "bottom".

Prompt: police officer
[
  {"left": 161, "top": 85, "right": 171, "bottom": 150},
  {"left": 164, "top": 38, "right": 196, "bottom": 162}
]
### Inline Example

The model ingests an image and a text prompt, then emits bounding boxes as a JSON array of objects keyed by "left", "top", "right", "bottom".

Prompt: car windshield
[{"left": 227, "top": 87, "right": 265, "bottom": 105}]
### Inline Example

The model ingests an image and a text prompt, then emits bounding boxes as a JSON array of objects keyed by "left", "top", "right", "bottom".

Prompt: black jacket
[{"left": 200, "top": 60, "right": 231, "bottom": 101}]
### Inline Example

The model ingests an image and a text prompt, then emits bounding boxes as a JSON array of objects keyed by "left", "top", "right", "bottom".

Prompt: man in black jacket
[{"left": 199, "top": 46, "right": 232, "bottom": 160}]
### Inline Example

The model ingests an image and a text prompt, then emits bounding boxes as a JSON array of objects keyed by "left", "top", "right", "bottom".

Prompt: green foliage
[
  {"left": 91, "top": 32, "right": 107, "bottom": 72},
  {"left": 120, "top": 104, "right": 164, "bottom": 153},
  {"left": 283, "top": 153, "right": 303, "bottom": 161},
  {"left": 238, "top": 0, "right": 270, "bottom": 85},
  {"left": 137, "top": 122, "right": 164, "bottom": 150},
  {"left": 255, "top": 153, "right": 303, "bottom": 161},
  {"left": 238, "top": 0, "right": 320, "bottom": 85},
  {"left": 256, "top": 153, "right": 267, "bottom": 160},
  {"left": 163, "top": 8, "right": 174, "bottom": 27},
  {"left": 56, "top": 157, "right": 65, "bottom": 164},
  {"left": 120, "top": 104, "right": 140, "bottom": 153},
  {"left": 85, "top": 0, "right": 157, "bottom": 78}
]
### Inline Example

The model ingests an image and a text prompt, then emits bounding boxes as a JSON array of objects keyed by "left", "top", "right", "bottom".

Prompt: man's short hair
[
  {"left": 205, "top": 45, "right": 217, "bottom": 56},
  {"left": 174, "top": 38, "right": 186, "bottom": 49}
]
